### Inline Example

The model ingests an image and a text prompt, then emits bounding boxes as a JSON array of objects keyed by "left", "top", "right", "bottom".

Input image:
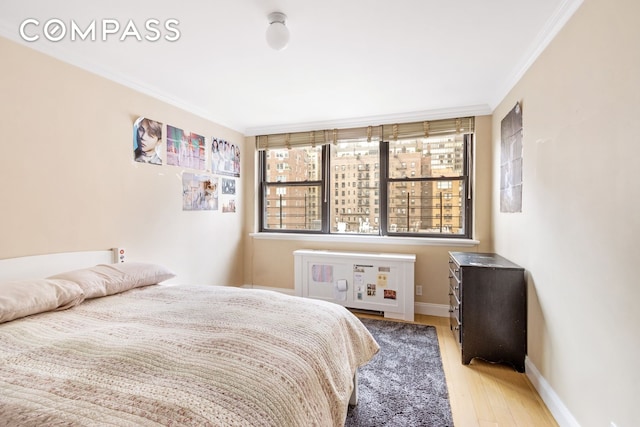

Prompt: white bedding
[{"left": 0, "top": 285, "right": 379, "bottom": 426}]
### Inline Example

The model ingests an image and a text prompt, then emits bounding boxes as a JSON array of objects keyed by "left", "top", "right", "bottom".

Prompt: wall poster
[
  {"left": 133, "top": 117, "right": 163, "bottom": 165},
  {"left": 221, "top": 178, "right": 236, "bottom": 213},
  {"left": 182, "top": 173, "right": 218, "bottom": 211},
  {"left": 500, "top": 102, "right": 523, "bottom": 213},
  {"left": 211, "top": 137, "right": 240, "bottom": 177},
  {"left": 167, "top": 125, "right": 207, "bottom": 170}
]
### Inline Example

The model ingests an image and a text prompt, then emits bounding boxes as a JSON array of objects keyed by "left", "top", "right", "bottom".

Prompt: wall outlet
[
  {"left": 415, "top": 285, "right": 422, "bottom": 296},
  {"left": 112, "top": 247, "right": 126, "bottom": 263}
]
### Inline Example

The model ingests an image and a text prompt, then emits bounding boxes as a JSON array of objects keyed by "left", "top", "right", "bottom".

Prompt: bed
[{"left": 0, "top": 250, "right": 379, "bottom": 426}]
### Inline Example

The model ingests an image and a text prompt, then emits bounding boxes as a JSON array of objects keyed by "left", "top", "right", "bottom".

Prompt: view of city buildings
[{"left": 263, "top": 134, "right": 467, "bottom": 235}]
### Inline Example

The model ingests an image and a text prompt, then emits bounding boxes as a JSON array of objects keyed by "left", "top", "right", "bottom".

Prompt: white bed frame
[{"left": 0, "top": 249, "right": 116, "bottom": 282}]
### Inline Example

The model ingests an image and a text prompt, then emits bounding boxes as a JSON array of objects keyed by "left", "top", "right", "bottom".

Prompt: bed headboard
[{"left": 0, "top": 249, "right": 116, "bottom": 282}]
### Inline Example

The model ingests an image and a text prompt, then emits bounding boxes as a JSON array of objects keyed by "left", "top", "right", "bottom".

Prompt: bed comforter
[{"left": 0, "top": 285, "right": 379, "bottom": 426}]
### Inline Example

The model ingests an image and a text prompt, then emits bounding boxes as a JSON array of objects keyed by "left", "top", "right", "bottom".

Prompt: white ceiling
[{"left": 0, "top": 0, "right": 582, "bottom": 135}]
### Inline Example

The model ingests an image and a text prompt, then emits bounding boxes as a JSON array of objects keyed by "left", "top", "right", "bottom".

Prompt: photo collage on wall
[{"left": 132, "top": 117, "right": 239, "bottom": 212}]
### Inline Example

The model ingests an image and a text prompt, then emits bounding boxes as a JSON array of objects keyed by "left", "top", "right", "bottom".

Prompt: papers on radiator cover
[{"left": 334, "top": 279, "right": 348, "bottom": 301}]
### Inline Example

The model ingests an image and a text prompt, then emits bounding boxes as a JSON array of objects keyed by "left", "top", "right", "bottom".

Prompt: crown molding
[
  {"left": 488, "top": 0, "right": 584, "bottom": 111},
  {"left": 0, "top": 25, "right": 241, "bottom": 133},
  {"left": 243, "top": 104, "right": 493, "bottom": 136}
]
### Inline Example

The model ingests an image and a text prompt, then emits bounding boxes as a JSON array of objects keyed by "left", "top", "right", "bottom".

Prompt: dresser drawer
[
  {"left": 448, "top": 257, "right": 461, "bottom": 281},
  {"left": 449, "top": 289, "right": 461, "bottom": 344},
  {"left": 449, "top": 290, "right": 460, "bottom": 322},
  {"left": 449, "top": 310, "right": 461, "bottom": 344},
  {"left": 448, "top": 269, "right": 461, "bottom": 300}
]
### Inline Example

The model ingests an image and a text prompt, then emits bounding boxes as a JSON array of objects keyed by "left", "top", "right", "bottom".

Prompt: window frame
[
  {"left": 383, "top": 134, "right": 473, "bottom": 238},
  {"left": 258, "top": 133, "right": 473, "bottom": 239},
  {"left": 259, "top": 146, "right": 329, "bottom": 234}
]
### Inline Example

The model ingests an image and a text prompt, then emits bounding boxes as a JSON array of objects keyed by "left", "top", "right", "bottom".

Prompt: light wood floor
[{"left": 356, "top": 313, "right": 559, "bottom": 427}]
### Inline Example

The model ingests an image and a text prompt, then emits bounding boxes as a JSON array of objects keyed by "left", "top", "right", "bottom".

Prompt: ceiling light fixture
[{"left": 265, "top": 12, "right": 290, "bottom": 51}]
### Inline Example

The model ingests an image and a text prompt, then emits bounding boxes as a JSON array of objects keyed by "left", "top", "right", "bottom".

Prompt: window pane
[
  {"left": 264, "top": 184, "right": 322, "bottom": 231},
  {"left": 265, "top": 147, "right": 322, "bottom": 182},
  {"left": 388, "top": 180, "right": 466, "bottom": 234},
  {"left": 388, "top": 135, "right": 465, "bottom": 178},
  {"left": 330, "top": 139, "right": 379, "bottom": 234}
]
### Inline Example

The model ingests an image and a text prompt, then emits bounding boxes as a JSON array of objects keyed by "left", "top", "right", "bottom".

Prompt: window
[
  {"left": 257, "top": 117, "right": 473, "bottom": 238},
  {"left": 260, "top": 146, "right": 323, "bottom": 231},
  {"left": 387, "top": 134, "right": 469, "bottom": 235}
]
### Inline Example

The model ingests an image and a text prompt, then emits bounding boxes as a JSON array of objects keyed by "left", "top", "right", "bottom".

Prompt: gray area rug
[{"left": 345, "top": 318, "right": 454, "bottom": 427}]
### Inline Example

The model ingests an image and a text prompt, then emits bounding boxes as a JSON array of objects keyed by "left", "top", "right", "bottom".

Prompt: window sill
[{"left": 249, "top": 232, "right": 480, "bottom": 247}]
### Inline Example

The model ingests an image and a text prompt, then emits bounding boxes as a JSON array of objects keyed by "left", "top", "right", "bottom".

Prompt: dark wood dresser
[{"left": 448, "top": 251, "right": 526, "bottom": 372}]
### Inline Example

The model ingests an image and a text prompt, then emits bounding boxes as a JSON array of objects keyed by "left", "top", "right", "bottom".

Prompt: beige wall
[
  {"left": 243, "top": 115, "right": 493, "bottom": 307},
  {"left": 0, "top": 36, "right": 246, "bottom": 286},
  {"left": 492, "top": 0, "right": 639, "bottom": 426}
]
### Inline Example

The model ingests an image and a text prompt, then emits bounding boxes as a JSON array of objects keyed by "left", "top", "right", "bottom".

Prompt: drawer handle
[{"left": 454, "top": 325, "right": 460, "bottom": 331}]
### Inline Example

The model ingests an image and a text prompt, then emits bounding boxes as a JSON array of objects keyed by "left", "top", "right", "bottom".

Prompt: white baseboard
[
  {"left": 414, "top": 302, "right": 450, "bottom": 318},
  {"left": 525, "top": 357, "right": 580, "bottom": 427},
  {"left": 241, "top": 284, "right": 296, "bottom": 296}
]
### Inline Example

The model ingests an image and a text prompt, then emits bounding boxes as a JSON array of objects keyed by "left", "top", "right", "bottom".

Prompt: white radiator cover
[{"left": 294, "top": 249, "right": 415, "bottom": 322}]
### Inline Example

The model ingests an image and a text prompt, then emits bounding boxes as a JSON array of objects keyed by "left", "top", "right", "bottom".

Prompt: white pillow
[
  {"left": 48, "top": 262, "right": 175, "bottom": 299},
  {"left": 0, "top": 278, "right": 85, "bottom": 324}
]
